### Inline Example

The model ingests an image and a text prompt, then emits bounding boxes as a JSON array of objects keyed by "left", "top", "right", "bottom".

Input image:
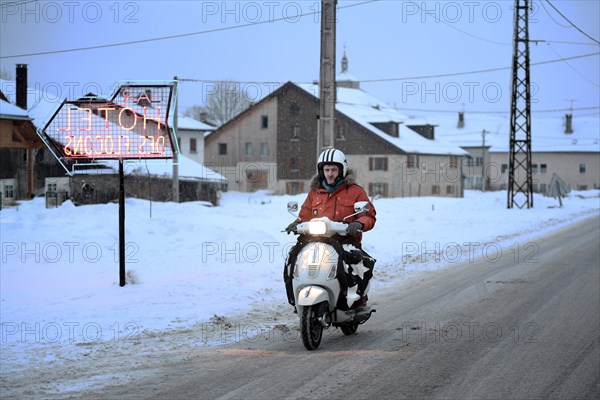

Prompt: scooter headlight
[{"left": 308, "top": 221, "right": 327, "bottom": 235}]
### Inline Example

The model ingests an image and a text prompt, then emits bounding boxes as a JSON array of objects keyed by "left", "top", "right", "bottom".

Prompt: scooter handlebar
[{"left": 290, "top": 217, "right": 349, "bottom": 237}]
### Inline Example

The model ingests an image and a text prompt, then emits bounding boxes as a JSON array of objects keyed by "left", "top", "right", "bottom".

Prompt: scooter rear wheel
[{"left": 300, "top": 303, "right": 326, "bottom": 350}]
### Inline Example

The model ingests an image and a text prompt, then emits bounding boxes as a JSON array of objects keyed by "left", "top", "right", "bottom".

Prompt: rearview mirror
[
  {"left": 343, "top": 201, "right": 370, "bottom": 221},
  {"left": 354, "top": 201, "right": 370, "bottom": 213},
  {"left": 287, "top": 201, "right": 299, "bottom": 217}
]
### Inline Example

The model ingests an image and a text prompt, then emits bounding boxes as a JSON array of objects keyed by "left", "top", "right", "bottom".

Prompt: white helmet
[{"left": 317, "top": 148, "right": 348, "bottom": 179}]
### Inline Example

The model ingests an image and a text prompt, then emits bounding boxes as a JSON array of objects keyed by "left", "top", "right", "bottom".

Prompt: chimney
[
  {"left": 16, "top": 64, "right": 28, "bottom": 110},
  {"left": 457, "top": 112, "right": 465, "bottom": 128},
  {"left": 564, "top": 113, "right": 573, "bottom": 134}
]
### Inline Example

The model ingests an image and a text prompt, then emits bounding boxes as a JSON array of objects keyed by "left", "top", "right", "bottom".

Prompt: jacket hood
[{"left": 310, "top": 169, "right": 356, "bottom": 189}]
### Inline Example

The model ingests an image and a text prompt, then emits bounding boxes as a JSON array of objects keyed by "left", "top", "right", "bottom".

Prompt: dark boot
[{"left": 352, "top": 294, "right": 368, "bottom": 309}]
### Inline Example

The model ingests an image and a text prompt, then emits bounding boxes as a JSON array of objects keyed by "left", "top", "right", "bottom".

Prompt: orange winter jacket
[{"left": 297, "top": 173, "right": 376, "bottom": 244}]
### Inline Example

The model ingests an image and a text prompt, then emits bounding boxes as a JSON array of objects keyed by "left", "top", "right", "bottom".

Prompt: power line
[
  {"left": 0, "top": 0, "right": 38, "bottom": 9},
  {"left": 0, "top": 0, "right": 380, "bottom": 59},
  {"left": 358, "top": 52, "right": 599, "bottom": 83},
  {"left": 541, "top": 40, "right": 599, "bottom": 46},
  {"left": 178, "top": 52, "right": 599, "bottom": 85},
  {"left": 396, "top": 106, "right": 599, "bottom": 114},
  {"left": 539, "top": 0, "right": 571, "bottom": 28},
  {"left": 543, "top": 0, "right": 600, "bottom": 45},
  {"left": 544, "top": 43, "right": 599, "bottom": 87},
  {"left": 407, "top": 0, "right": 510, "bottom": 46}
]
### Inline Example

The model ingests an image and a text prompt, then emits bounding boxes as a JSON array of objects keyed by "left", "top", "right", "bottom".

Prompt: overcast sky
[{"left": 1, "top": 0, "right": 598, "bottom": 118}]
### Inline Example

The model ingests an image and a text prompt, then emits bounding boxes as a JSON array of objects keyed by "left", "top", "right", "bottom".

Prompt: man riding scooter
[{"left": 285, "top": 148, "right": 377, "bottom": 309}]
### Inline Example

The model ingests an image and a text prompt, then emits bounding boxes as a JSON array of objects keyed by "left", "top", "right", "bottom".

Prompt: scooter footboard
[
  {"left": 297, "top": 286, "right": 329, "bottom": 306},
  {"left": 335, "top": 308, "right": 375, "bottom": 324}
]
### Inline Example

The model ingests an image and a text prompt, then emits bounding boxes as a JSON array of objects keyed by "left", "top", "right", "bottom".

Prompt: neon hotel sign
[{"left": 41, "top": 84, "right": 176, "bottom": 160}]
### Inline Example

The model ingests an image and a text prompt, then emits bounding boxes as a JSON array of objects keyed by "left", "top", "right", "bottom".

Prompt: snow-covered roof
[
  {"left": 1, "top": 79, "right": 65, "bottom": 129},
  {"left": 296, "top": 83, "right": 468, "bottom": 156},
  {"left": 337, "top": 70, "right": 359, "bottom": 82},
  {"left": 433, "top": 112, "right": 600, "bottom": 153},
  {"left": 177, "top": 115, "right": 215, "bottom": 131},
  {"left": 135, "top": 154, "right": 227, "bottom": 182},
  {"left": 0, "top": 98, "right": 29, "bottom": 119},
  {"left": 79, "top": 154, "right": 227, "bottom": 183}
]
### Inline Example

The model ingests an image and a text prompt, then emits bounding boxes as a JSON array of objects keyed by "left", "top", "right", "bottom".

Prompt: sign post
[
  {"left": 118, "top": 159, "right": 126, "bottom": 286},
  {"left": 38, "top": 82, "right": 178, "bottom": 286}
]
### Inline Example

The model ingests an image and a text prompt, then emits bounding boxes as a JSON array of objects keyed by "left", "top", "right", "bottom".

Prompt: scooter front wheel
[{"left": 300, "top": 303, "right": 327, "bottom": 350}]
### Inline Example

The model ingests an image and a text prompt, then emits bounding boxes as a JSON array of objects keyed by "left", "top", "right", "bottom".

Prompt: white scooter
[{"left": 285, "top": 201, "right": 376, "bottom": 350}]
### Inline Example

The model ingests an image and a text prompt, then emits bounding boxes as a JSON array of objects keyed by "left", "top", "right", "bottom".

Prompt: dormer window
[
  {"left": 407, "top": 124, "right": 435, "bottom": 140},
  {"left": 370, "top": 122, "right": 399, "bottom": 138}
]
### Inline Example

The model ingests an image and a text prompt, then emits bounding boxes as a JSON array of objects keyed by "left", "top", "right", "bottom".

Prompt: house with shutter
[
  {"left": 436, "top": 112, "right": 600, "bottom": 193},
  {"left": 0, "top": 65, "right": 62, "bottom": 205},
  {"left": 175, "top": 115, "right": 215, "bottom": 165},
  {"left": 204, "top": 55, "right": 468, "bottom": 198}
]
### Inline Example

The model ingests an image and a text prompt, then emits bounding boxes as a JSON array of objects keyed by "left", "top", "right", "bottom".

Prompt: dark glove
[
  {"left": 285, "top": 221, "right": 299, "bottom": 234},
  {"left": 346, "top": 221, "right": 364, "bottom": 235}
]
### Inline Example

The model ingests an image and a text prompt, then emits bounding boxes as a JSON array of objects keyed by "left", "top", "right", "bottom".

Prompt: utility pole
[
  {"left": 507, "top": 0, "right": 533, "bottom": 208},
  {"left": 317, "top": 0, "right": 337, "bottom": 155},
  {"left": 481, "top": 129, "right": 487, "bottom": 191}
]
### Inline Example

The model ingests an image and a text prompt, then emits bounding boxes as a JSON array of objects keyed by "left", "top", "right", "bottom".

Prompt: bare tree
[
  {"left": 183, "top": 105, "right": 212, "bottom": 126},
  {"left": 185, "top": 80, "right": 252, "bottom": 127},
  {"left": 0, "top": 68, "right": 13, "bottom": 80}
]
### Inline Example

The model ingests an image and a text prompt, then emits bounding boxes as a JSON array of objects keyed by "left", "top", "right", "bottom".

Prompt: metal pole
[
  {"left": 172, "top": 76, "right": 179, "bottom": 203},
  {"left": 119, "top": 159, "right": 126, "bottom": 287}
]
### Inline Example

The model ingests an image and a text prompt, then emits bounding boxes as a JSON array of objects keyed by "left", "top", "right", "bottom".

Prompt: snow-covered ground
[{"left": 1, "top": 189, "right": 598, "bottom": 396}]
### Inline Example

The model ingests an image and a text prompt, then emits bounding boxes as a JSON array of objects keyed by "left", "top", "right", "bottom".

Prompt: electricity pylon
[{"left": 507, "top": 0, "right": 534, "bottom": 209}]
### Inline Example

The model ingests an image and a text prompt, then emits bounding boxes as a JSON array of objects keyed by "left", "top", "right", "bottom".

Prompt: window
[
  {"left": 336, "top": 125, "right": 346, "bottom": 141},
  {"left": 260, "top": 142, "right": 269, "bottom": 156},
  {"left": 289, "top": 157, "right": 300, "bottom": 172},
  {"left": 286, "top": 181, "right": 304, "bottom": 195},
  {"left": 579, "top": 163, "right": 586, "bottom": 173},
  {"left": 532, "top": 164, "right": 538, "bottom": 174},
  {"left": 432, "top": 185, "right": 440, "bottom": 195},
  {"left": 190, "top": 138, "right": 197, "bottom": 153},
  {"left": 540, "top": 164, "right": 547, "bottom": 173},
  {"left": 218, "top": 143, "right": 227, "bottom": 155},
  {"left": 578, "top": 184, "right": 588, "bottom": 190},
  {"left": 48, "top": 183, "right": 57, "bottom": 192},
  {"left": 449, "top": 157, "right": 458, "bottom": 169},
  {"left": 290, "top": 103, "right": 300, "bottom": 115},
  {"left": 406, "top": 155, "right": 417, "bottom": 168},
  {"left": 501, "top": 164, "right": 508, "bottom": 174},
  {"left": 540, "top": 183, "right": 547, "bottom": 193},
  {"left": 261, "top": 115, "right": 269, "bottom": 129},
  {"left": 4, "top": 185, "right": 14, "bottom": 199},
  {"left": 291, "top": 126, "right": 300, "bottom": 141},
  {"left": 244, "top": 142, "right": 253, "bottom": 156},
  {"left": 446, "top": 185, "right": 455, "bottom": 195},
  {"left": 369, "top": 157, "right": 388, "bottom": 171},
  {"left": 368, "top": 183, "right": 388, "bottom": 197}
]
